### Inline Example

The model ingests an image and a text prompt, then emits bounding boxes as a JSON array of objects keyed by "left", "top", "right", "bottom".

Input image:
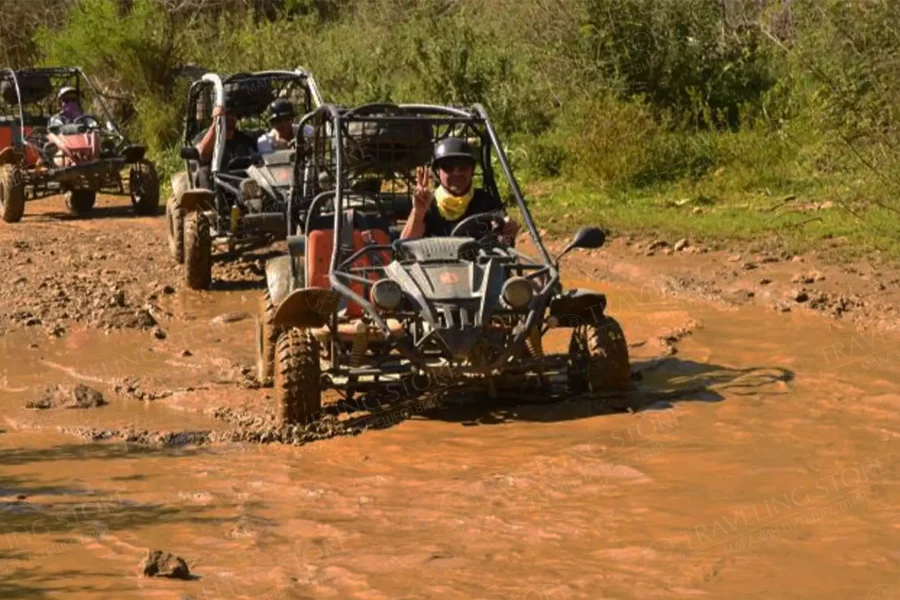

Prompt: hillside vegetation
[{"left": 3, "top": 0, "right": 899, "bottom": 256}]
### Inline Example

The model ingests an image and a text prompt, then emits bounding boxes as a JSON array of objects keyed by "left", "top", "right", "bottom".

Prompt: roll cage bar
[{"left": 182, "top": 67, "right": 324, "bottom": 176}]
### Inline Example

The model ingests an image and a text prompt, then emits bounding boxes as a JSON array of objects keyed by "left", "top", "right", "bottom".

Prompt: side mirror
[
  {"left": 556, "top": 226, "right": 606, "bottom": 263},
  {"left": 180, "top": 146, "right": 200, "bottom": 161}
]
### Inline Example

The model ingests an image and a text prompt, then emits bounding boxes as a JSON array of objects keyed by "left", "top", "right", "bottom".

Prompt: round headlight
[
  {"left": 371, "top": 280, "right": 403, "bottom": 310},
  {"left": 502, "top": 277, "right": 533, "bottom": 309},
  {"left": 240, "top": 178, "right": 260, "bottom": 199}
]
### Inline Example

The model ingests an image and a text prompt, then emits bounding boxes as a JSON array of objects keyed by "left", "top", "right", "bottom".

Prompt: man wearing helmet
[
  {"left": 195, "top": 101, "right": 258, "bottom": 166},
  {"left": 48, "top": 87, "right": 85, "bottom": 128},
  {"left": 257, "top": 99, "right": 296, "bottom": 154},
  {"left": 400, "top": 137, "right": 519, "bottom": 244}
]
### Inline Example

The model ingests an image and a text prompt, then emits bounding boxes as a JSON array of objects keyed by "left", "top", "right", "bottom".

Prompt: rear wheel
[
  {"left": 256, "top": 287, "right": 281, "bottom": 385},
  {"left": 65, "top": 190, "right": 96, "bottom": 216},
  {"left": 0, "top": 164, "right": 25, "bottom": 223},
  {"left": 274, "top": 327, "right": 322, "bottom": 425},
  {"left": 166, "top": 197, "right": 185, "bottom": 263},
  {"left": 130, "top": 160, "right": 160, "bottom": 215},
  {"left": 567, "top": 315, "right": 631, "bottom": 397},
  {"left": 183, "top": 212, "right": 211, "bottom": 290}
]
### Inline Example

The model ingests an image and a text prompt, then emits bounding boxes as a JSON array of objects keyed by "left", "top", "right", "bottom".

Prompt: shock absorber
[
  {"left": 350, "top": 321, "right": 368, "bottom": 367},
  {"left": 525, "top": 326, "right": 544, "bottom": 359}
]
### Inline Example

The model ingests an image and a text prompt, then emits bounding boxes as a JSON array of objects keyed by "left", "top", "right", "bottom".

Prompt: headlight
[
  {"left": 370, "top": 280, "right": 403, "bottom": 310},
  {"left": 502, "top": 276, "right": 533, "bottom": 309},
  {"left": 240, "top": 178, "right": 260, "bottom": 199}
]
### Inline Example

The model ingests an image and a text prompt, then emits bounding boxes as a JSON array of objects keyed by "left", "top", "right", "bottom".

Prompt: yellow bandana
[{"left": 434, "top": 185, "right": 475, "bottom": 221}]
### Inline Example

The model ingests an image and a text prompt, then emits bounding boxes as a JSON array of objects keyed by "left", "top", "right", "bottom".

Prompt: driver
[
  {"left": 195, "top": 102, "right": 258, "bottom": 166},
  {"left": 257, "top": 99, "right": 295, "bottom": 154},
  {"left": 400, "top": 137, "right": 519, "bottom": 244},
  {"left": 48, "top": 86, "right": 85, "bottom": 128}
]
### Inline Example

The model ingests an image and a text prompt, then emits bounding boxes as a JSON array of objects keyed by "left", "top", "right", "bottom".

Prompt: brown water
[{"left": 3, "top": 275, "right": 899, "bottom": 599}]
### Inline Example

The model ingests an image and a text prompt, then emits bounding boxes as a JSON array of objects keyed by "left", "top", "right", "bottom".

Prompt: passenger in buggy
[
  {"left": 400, "top": 137, "right": 520, "bottom": 245},
  {"left": 257, "top": 99, "right": 296, "bottom": 154}
]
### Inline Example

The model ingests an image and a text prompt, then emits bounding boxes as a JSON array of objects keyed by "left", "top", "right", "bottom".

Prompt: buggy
[
  {"left": 167, "top": 68, "right": 324, "bottom": 289},
  {"left": 257, "top": 102, "right": 631, "bottom": 426},
  {"left": 0, "top": 67, "right": 159, "bottom": 222}
]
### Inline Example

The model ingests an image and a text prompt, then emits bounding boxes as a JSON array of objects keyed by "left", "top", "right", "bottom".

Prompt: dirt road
[{"left": 2, "top": 194, "right": 898, "bottom": 599}]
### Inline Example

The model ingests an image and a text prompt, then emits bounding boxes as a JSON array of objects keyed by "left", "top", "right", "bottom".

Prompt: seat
[{"left": 306, "top": 218, "right": 392, "bottom": 319}]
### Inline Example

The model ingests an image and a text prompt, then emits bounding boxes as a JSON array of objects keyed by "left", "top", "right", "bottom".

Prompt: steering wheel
[
  {"left": 73, "top": 114, "right": 101, "bottom": 130},
  {"left": 450, "top": 210, "right": 508, "bottom": 243}
]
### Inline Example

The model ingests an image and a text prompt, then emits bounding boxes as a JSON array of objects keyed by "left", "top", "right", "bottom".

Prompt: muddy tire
[
  {"left": 65, "top": 190, "right": 96, "bottom": 216},
  {"left": 274, "top": 327, "right": 321, "bottom": 425},
  {"left": 256, "top": 287, "right": 281, "bottom": 385},
  {"left": 166, "top": 197, "right": 185, "bottom": 263},
  {"left": 567, "top": 315, "right": 631, "bottom": 395},
  {"left": 129, "top": 160, "right": 160, "bottom": 215},
  {"left": 0, "top": 164, "right": 25, "bottom": 223},
  {"left": 183, "top": 212, "right": 211, "bottom": 290}
]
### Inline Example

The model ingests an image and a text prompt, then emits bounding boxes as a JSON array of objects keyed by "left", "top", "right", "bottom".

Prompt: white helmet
[{"left": 57, "top": 86, "right": 79, "bottom": 101}]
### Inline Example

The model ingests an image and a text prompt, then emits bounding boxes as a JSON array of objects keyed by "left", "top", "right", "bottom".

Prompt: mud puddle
[{"left": 2, "top": 267, "right": 897, "bottom": 598}]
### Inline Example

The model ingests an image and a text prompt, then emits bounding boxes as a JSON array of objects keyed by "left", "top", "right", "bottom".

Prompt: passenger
[
  {"left": 195, "top": 103, "right": 258, "bottom": 166},
  {"left": 257, "top": 99, "right": 295, "bottom": 154},
  {"left": 48, "top": 87, "right": 84, "bottom": 128}
]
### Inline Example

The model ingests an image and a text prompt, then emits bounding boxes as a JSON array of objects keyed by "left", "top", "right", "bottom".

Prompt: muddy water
[{"left": 3, "top": 272, "right": 899, "bottom": 599}]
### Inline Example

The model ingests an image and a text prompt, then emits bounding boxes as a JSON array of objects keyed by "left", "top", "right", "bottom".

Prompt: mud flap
[
  {"left": 272, "top": 288, "right": 340, "bottom": 329},
  {"left": 548, "top": 289, "right": 607, "bottom": 326},
  {"left": 177, "top": 188, "right": 215, "bottom": 213},
  {"left": 265, "top": 255, "right": 304, "bottom": 308}
]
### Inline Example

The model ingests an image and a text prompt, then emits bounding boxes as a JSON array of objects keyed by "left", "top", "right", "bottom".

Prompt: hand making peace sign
[{"left": 412, "top": 166, "right": 433, "bottom": 215}]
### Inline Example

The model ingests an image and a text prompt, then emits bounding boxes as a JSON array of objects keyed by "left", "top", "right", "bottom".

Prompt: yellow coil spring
[
  {"left": 525, "top": 326, "right": 544, "bottom": 359},
  {"left": 350, "top": 328, "right": 368, "bottom": 367}
]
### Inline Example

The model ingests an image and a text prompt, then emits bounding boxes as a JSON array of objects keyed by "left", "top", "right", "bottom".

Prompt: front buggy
[
  {"left": 257, "top": 102, "right": 632, "bottom": 426},
  {"left": 0, "top": 67, "right": 159, "bottom": 222},
  {"left": 167, "top": 68, "right": 324, "bottom": 290}
]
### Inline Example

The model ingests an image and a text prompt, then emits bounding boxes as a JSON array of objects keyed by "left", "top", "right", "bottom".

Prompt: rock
[
  {"left": 162, "top": 285, "right": 175, "bottom": 295},
  {"left": 26, "top": 384, "right": 107, "bottom": 410},
  {"left": 759, "top": 278, "right": 772, "bottom": 285},
  {"left": 692, "top": 207, "right": 703, "bottom": 214},
  {"left": 728, "top": 254, "right": 741, "bottom": 262},
  {"left": 24, "top": 317, "right": 42, "bottom": 326},
  {"left": 674, "top": 238, "right": 689, "bottom": 252},
  {"left": 742, "top": 262, "right": 757, "bottom": 270},
  {"left": 152, "top": 327, "right": 167, "bottom": 340},
  {"left": 211, "top": 312, "right": 250, "bottom": 325},
  {"left": 791, "top": 256, "right": 804, "bottom": 263},
  {"left": 139, "top": 550, "right": 191, "bottom": 579},
  {"left": 663, "top": 248, "right": 674, "bottom": 256},
  {"left": 810, "top": 270, "right": 825, "bottom": 282},
  {"left": 793, "top": 290, "right": 809, "bottom": 303},
  {"left": 647, "top": 240, "right": 668, "bottom": 251},
  {"left": 180, "top": 350, "right": 193, "bottom": 357}
]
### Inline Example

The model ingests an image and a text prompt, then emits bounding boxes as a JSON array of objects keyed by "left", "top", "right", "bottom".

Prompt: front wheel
[
  {"left": 65, "top": 189, "right": 96, "bottom": 216},
  {"left": 567, "top": 315, "right": 631, "bottom": 397},
  {"left": 256, "top": 287, "right": 281, "bottom": 385},
  {"left": 183, "top": 212, "right": 211, "bottom": 290},
  {"left": 0, "top": 164, "right": 26, "bottom": 223},
  {"left": 130, "top": 160, "right": 160, "bottom": 215},
  {"left": 274, "top": 327, "right": 322, "bottom": 425},
  {"left": 166, "top": 197, "right": 185, "bottom": 263}
]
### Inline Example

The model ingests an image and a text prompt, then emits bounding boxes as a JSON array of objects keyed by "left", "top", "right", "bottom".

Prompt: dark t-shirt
[
  {"left": 222, "top": 130, "right": 258, "bottom": 165},
  {"left": 423, "top": 188, "right": 503, "bottom": 237}
]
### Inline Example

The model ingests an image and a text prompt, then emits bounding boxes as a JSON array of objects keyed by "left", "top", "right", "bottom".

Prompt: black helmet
[
  {"left": 267, "top": 98, "right": 294, "bottom": 121},
  {"left": 433, "top": 137, "right": 477, "bottom": 168}
]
